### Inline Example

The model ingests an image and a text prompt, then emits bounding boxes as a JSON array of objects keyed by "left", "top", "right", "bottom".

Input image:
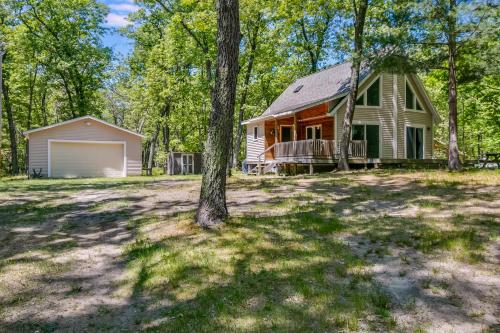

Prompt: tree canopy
[{"left": 0, "top": 0, "right": 498, "bottom": 175}]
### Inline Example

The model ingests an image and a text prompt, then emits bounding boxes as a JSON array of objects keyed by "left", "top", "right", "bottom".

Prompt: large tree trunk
[
  {"left": 2, "top": 79, "right": 18, "bottom": 175},
  {"left": 196, "top": 0, "right": 240, "bottom": 227},
  {"left": 447, "top": 0, "right": 462, "bottom": 171},
  {"left": 338, "top": 0, "right": 368, "bottom": 170},
  {"left": 233, "top": 17, "right": 260, "bottom": 168},
  {"left": 147, "top": 124, "right": 160, "bottom": 176}
]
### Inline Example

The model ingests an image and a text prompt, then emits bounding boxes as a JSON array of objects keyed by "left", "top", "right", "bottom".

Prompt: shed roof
[{"left": 23, "top": 115, "right": 145, "bottom": 138}]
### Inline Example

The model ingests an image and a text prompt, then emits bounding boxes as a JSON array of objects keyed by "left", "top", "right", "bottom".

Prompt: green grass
[{"left": 123, "top": 211, "right": 394, "bottom": 332}]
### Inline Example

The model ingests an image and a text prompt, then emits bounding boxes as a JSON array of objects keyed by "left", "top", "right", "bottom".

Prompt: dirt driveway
[{"left": 0, "top": 171, "right": 498, "bottom": 332}]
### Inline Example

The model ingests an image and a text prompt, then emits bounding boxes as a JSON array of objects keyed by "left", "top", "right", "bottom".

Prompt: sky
[{"left": 100, "top": 0, "right": 139, "bottom": 57}]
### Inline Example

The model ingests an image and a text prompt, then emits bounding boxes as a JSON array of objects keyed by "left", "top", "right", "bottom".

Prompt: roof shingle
[{"left": 261, "top": 62, "right": 371, "bottom": 117}]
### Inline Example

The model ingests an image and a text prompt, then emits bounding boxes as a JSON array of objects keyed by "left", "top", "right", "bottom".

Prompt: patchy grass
[{"left": 0, "top": 169, "right": 498, "bottom": 332}]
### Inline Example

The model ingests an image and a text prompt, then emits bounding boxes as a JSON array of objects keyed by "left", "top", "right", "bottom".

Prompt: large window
[
  {"left": 355, "top": 77, "right": 381, "bottom": 107},
  {"left": 405, "top": 79, "right": 423, "bottom": 111},
  {"left": 306, "top": 125, "right": 321, "bottom": 140},
  {"left": 351, "top": 124, "right": 380, "bottom": 158},
  {"left": 406, "top": 126, "right": 424, "bottom": 159}
]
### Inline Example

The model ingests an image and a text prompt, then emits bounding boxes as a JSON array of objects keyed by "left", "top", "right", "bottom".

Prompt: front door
[
  {"left": 281, "top": 126, "right": 292, "bottom": 142},
  {"left": 181, "top": 154, "right": 194, "bottom": 174}
]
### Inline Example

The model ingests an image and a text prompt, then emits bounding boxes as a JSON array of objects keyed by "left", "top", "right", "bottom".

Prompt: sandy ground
[{"left": 0, "top": 172, "right": 498, "bottom": 332}]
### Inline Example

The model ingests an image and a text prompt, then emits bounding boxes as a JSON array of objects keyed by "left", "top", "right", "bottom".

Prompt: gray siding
[
  {"left": 28, "top": 118, "right": 142, "bottom": 177},
  {"left": 245, "top": 122, "right": 265, "bottom": 162}
]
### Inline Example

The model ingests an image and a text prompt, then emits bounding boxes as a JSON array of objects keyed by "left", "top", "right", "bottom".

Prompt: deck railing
[{"left": 274, "top": 139, "right": 367, "bottom": 159}]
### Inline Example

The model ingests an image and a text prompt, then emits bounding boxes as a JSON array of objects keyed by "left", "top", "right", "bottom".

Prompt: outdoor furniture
[
  {"left": 31, "top": 168, "right": 43, "bottom": 178},
  {"left": 479, "top": 153, "right": 500, "bottom": 168}
]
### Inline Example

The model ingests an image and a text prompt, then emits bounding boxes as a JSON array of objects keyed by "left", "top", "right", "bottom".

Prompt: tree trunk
[
  {"left": 447, "top": 0, "right": 462, "bottom": 171},
  {"left": 147, "top": 124, "right": 160, "bottom": 176},
  {"left": 162, "top": 101, "right": 171, "bottom": 174},
  {"left": 25, "top": 67, "right": 37, "bottom": 174},
  {"left": 196, "top": 0, "right": 240, "bottom": 227},
  {"left": 233, "top": 17, "right": 260, "bottom": 168},
  {"left": 0, "top": 47, "right": 4, "bottom": 174},
  {"left": 41, "top": 87, "right": 48, "bottom": 126},
  {"left": 2, "top": 79, "right": 18, "bottom": 175},
  {"left": 60, "top": 73, "right": 76, "bottom": 118},
  {"left": 338, "top": 0, "right": 368, "bottom": 171}
]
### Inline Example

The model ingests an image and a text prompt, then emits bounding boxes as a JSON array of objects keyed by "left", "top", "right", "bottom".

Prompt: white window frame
[
  {"left": 405, "top": 76, "right": 425, "bottom": 113},
  {"left": 306, "top": 124, "right": 322, "bottom": 140},
  {"left": 350, "top": 121, "right": 383, "bottom": 159},
  {"left": 47, "top": 139, "right": 127, "bottom": 178},
  {"left": 253, "top": 126, "right": 258, "bottom": 141},
  {"left": 355, "top": 74, "right": 383, "bottom": 108},
  {"left": 404, "top": 124, "right": 426, "bottom": 159},
  {"left": 181, "top": 153, "right": 195, "bottom": 174}
]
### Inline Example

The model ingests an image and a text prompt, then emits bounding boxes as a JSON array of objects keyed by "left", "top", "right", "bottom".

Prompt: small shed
[
  {"left": 167, "top": 152, "right": 203, "bottom": 175},
  {"left": 23, "top": 115, "right": 144, "bottom": 178}
]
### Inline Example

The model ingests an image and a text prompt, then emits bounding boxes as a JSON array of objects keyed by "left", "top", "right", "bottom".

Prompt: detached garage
[{"left": 24, "top": 115, "right": 144, "bottom": 178}]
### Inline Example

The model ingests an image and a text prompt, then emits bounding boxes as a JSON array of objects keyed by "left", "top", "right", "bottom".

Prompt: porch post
[
  {"left": 274, "top": 119, "right": 278, "bottom": 145},
  {"left": 293, "top": 114, "right": 298, "bottom": 141}
]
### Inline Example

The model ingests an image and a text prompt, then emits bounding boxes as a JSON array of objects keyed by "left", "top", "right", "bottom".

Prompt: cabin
[{"left": 243, "top": 62, "right": 441, "bottom": 174}]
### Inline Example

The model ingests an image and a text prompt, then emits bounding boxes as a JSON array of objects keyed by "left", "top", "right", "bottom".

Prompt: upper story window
[
  {"left": 355, "top": 77, "right": 381, "bottom": 107},
  {"left": 405, "top": 78, "right": 423, "bottom": 111},
  {"left": 253, "top": 126, "right": 258, "bottom": 140}
]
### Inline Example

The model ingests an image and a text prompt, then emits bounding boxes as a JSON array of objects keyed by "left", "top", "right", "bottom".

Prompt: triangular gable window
[
  {"left": 355, "top": 77, "right": 380, "bottom": 107},
  {"left": 406, "top": 77, "right": 424, "bottom": 112}
]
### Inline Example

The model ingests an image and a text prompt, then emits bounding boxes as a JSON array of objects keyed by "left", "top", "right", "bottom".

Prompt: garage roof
[{"left": 23, "top": 115, "right": 145, "bottom": 138}]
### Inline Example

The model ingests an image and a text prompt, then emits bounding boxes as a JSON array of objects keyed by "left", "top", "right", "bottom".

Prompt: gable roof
[
  {"left": 23, "top": 115, "right": 145, "bottom": 138},
  {"left": 242, "top": 62, "right": 371, "bottom": 124},
  {"left": 243, "top": 61, "right": 441, "bottom": 124}
]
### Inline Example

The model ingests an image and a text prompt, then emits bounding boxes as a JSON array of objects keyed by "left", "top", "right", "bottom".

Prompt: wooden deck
[{"left": 274, "top": 139, "right": 367, "bottom": 160}]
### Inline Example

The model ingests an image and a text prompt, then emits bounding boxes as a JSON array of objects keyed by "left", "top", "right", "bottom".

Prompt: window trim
[
  {"left": 305, "top": 124, "right": 322, "bottom": 140},
  {"left": 253, "top": 126, "right": 258, "bottom": 141},
  {"left": 405, "top": 76, "right": 425, "bottom": 113},
  {"left": 354, "top": 74, "right": 383, "bottom": 109},
  {"left": 404, "top": 124, "right": 426, "bottom": 159}
]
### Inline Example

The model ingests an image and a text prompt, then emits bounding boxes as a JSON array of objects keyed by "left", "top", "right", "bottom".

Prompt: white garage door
[{"left": 50, "top": 141, "right": 125, "bottom": 178}]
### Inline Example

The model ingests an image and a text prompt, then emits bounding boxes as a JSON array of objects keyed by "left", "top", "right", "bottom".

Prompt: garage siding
[{"left": 28, "top": 118, "right": 142, "bottom": 177}]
